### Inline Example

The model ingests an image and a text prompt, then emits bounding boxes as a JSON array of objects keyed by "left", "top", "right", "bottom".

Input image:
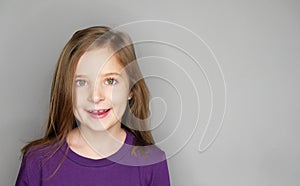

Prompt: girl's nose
[{"left": 89, "top": 84, "right": 105, "bottom": 103}]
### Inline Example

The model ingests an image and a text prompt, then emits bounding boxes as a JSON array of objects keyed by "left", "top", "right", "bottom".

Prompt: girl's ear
[{"left": 128, "top": 92, "right": 133, "bottom": 100}]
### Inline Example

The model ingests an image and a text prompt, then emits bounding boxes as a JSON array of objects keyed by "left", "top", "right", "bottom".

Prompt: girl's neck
[{"left": 67, "top": 126, "right": 126, "bottom": 159}]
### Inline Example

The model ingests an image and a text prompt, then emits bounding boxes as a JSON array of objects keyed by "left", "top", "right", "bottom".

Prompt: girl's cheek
[
  {"left": 75, "top": 89, "right": 89, "bottom": 102},
  {"left": 110, "top": 88, "right": 128, "bottom": 103}
]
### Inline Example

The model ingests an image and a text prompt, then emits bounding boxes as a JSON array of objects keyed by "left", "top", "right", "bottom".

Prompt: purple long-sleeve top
[{"left": 16, "top": 129, "right": 171, "bottom": 186}]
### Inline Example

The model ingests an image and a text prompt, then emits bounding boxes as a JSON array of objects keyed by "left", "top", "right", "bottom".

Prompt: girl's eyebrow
[
  {"left": 102, "top": 72, "right": 121, "bottom": 77},
  {"left": 75, "top": 74, "right": 87, "bottom": 78}
]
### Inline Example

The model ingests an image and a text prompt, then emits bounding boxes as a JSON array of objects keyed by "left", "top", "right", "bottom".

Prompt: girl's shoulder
[
  {"left": 123, "top": 136, "right": 170, "bottom": 185},
  {"left": 16, "top": 140, "right": 66, "bottom": 185},
  {"left": 22, "top": 140, "right": 65, "bottom": 167},
  {"left": 121, "top": 130, "right": 168, "bottom": 167},
  {"left": 133, "top": 144, "right": 167, "bottom": 166}
]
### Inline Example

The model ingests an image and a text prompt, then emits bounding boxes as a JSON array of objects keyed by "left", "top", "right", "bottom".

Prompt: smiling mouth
[
  {"left": 88, "top": 109, "right": 110, "bottom": 114},
  {"left": 87, "top": 109, "right": 111, "bottom": 119}
]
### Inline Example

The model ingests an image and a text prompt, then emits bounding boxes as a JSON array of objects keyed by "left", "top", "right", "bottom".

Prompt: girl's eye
[
  {"left": 105, "top": 78, "right": 117, "bottom": 85},
  {"left": 75, "top": 80, "right": 87, "bottom": 87}
]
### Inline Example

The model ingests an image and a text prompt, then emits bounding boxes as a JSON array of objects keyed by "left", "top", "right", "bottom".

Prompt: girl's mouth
[{"left": 87, "top": 109, "right": 111, "bottom": 119}]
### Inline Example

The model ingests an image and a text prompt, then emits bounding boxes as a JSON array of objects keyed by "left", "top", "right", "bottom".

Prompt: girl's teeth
[{"left": 91, "top": 109, "right": 108, "bottom": 114}]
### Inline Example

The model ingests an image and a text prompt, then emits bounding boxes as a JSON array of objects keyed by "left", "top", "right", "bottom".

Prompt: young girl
[{"left": 16, "top": 26, "right": 170, "bottom": 186}]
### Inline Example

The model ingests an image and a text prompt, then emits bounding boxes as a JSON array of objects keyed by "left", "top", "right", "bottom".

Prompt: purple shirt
[{"left": 16, "top": 129, "right": 170, "bottom": 186}]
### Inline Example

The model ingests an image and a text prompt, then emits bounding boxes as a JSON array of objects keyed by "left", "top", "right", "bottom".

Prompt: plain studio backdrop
[{"left": 1, "top": 0, "right": 299, "bottom": 185}]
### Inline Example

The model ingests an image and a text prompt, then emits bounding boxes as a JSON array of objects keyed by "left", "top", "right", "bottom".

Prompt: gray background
[{"left": 1, "top": 0, "right": 300, "bottom": 185}]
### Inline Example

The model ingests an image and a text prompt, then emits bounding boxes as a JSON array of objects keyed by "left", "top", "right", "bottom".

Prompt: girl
[{"left": 16, "top": 26, "right": 170, "bottom": 186}]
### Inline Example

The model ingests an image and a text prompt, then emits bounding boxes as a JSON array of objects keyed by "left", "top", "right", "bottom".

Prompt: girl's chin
[
  {"left": 79, "top": 123, "right": 109, "bottom": 132},
  {"left": 79, "top": 120, "right": 122, "bottom": 133}
]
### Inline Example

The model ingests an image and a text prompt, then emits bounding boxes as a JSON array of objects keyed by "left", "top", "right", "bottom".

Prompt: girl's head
[
  {"left": 72, "top": 28, "right": 147, "bottom": 136},
  {"left": 27, "top": 26, "right": 154, "bottom": 153}
]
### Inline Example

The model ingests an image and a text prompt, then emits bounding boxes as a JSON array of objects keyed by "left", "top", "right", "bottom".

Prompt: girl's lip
[
  {"left": 87, "top": 108, "right": 110, "bottom": 112},
  {"left": 87, "top": 109, "right": 111, "bottom": 119}
]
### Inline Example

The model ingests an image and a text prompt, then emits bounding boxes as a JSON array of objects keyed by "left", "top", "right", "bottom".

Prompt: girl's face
[{"left": 73, "top": 47, "right": 131, "bottom": 133}]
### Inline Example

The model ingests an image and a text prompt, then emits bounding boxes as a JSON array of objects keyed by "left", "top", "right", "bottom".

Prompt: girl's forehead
[{"left": 75, "top": 48, "right": 124, "bottom": 76}]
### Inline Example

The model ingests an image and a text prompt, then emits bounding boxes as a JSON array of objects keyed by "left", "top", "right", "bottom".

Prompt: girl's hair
[{"left": 22, "top": 26, "right": 154, "bottom": 156}]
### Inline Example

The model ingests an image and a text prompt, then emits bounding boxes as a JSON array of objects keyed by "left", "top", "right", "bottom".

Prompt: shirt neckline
[{"left": 60, "top": 128, "right": 135, "bottom": 167}]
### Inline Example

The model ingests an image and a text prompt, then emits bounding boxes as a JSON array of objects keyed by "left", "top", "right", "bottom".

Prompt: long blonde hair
[{"left": 22, "top": 26, "right": 154, "bottom": 156}]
